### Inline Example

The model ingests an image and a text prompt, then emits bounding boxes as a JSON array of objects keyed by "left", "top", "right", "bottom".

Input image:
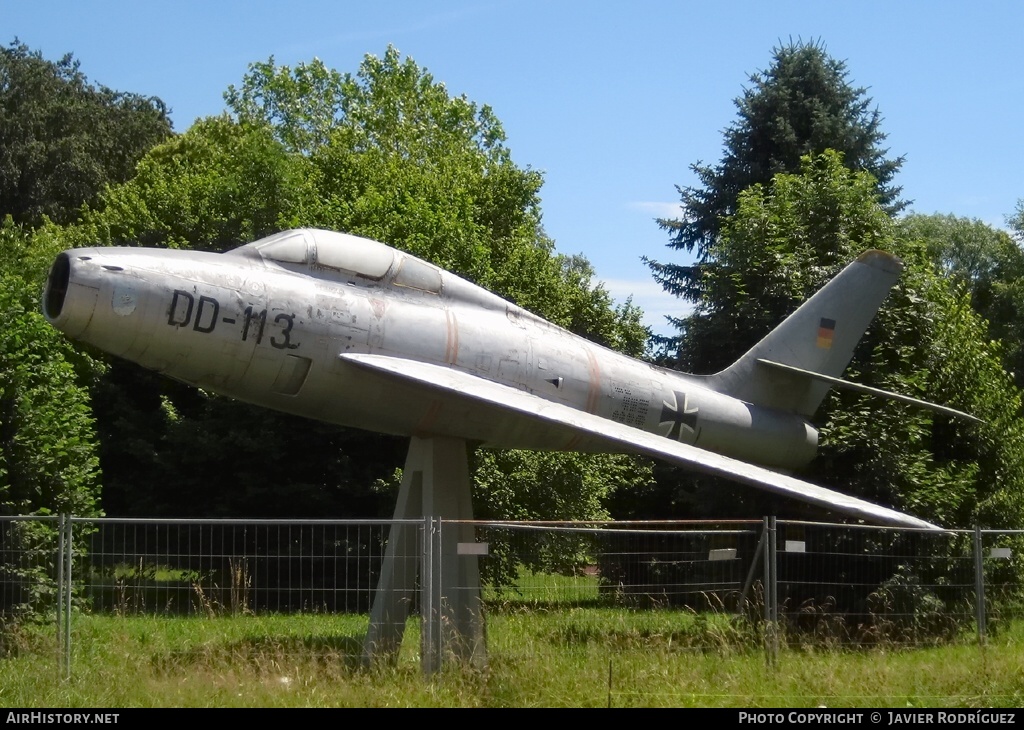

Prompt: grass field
[{"left": 2, "top": 608, "right": 1023, "bottom": 708}]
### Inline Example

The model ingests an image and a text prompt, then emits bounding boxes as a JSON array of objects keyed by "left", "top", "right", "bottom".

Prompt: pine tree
[{"left": 648, "top": 39, "right": 905, "bottom": 366}]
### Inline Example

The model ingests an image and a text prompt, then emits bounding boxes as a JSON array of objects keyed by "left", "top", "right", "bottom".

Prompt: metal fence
[
  {"left": 2, "top": 515, "right": 1022, "bottom": 675},
  {"left": 80, "top": 518, "right": 401, "bottom": 616}
]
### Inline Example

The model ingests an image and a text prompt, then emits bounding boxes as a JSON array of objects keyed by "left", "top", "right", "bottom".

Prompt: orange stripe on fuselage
[
  {"left": 584, "top": 345, "right": 602, "bottom": 414},
  {"left": 445, "top": 309, "right": 459, "bottom": 365}
]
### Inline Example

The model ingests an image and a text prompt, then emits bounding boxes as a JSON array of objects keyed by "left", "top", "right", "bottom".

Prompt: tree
[
  {"left": 899, "top": 213, "right": 1024, "bottom": 387},
  {"left": 52, "top": 115, "right": 389, "bottom": 519},
  {"left": 224, "top": 47, "right": 648, "bottom": 355},
  {"left": 0, "top": 266, "right": 102, "bottom": 620},
  {"left": 0, "top": 40, "right": 173, "bottom": 227},
  {"left": 648, "top": 39, "right": 904, "bottom": 362},
  {"left": 1009, "top": 199, "right": 1024, "bottom": 245},
  {"left": 682, "top": 150, "right": 897, "bottom": 373},
  {"left": 72, "top": 115, "right": 310, "bottom": 252},
  {"left": 53, "top": 49, "right": 649, "bottom": 522},
  {"left": 224, "top": 56, "right": 346, "bottom": 156},
  {"left": 658, "top": 152, "right": 1024, "bottom": 529},
  {"left": 472, "top": 450, "right": 651, "bottom": 524},
  {"left": 471, "top": 449, "right": 652, "bottom": 586},
  {"left": 0, "top": 219, "right": 101, "bottom": 520},
  {"left": 0, "top": 34, "right": 142, "bottom": 603},
  {"left": 0, "top": 275, "right": 100, "bottom": 517}
]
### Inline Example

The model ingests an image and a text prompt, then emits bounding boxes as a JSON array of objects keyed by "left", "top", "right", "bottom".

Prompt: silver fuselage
[{"left": 43, "top": 233, "right": 817, "bottom": 469}]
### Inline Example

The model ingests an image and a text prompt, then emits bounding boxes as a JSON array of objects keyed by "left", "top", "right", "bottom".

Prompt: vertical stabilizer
[{"left": 706, "top": 250, "right": 903, "bottom": 416}]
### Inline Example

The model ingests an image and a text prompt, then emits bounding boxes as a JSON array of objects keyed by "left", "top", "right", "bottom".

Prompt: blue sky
[{"left": 6, "top": 1, "right": 1023, "bottom": 336}]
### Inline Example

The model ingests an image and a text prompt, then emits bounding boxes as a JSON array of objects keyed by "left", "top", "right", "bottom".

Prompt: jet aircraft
[{"left": 42, "top": 228, "right": 968, "bottom": 531}]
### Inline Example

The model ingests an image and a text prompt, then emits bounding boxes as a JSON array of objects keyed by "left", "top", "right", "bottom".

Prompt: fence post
[
  {"left": 973, "top": 524, "right": 986, "bottom": 645},
  {"left": 63, "top": 515, "right": 73, "bottom": 679},
  {"left": 763, "top": 516, "right": 778, "bottom": 665},
  {"left": 421, "top": 516, "right": 441, "bottom": 675},
  {"left": 56, "top": 513, "right": 65, "bottom": 669}
]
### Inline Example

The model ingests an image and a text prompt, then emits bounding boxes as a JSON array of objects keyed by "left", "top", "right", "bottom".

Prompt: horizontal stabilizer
[
  {"left": 757, "top": 359, "right": 983, "bottom": 424},
  {"left": 341, "top": 353, "right": 942, "bottom": 531}
]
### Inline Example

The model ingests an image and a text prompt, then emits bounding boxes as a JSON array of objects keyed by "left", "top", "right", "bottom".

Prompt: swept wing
[{"left": 341, "top": 353, "right": 940, "bottom": 531}]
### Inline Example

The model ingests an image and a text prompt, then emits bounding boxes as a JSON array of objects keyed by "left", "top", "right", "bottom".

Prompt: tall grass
[{"left": 1, "top": 611, "right": 1022, "bottom": 707}]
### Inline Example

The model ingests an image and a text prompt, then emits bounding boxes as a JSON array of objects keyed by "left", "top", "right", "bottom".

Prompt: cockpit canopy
[
  {"left": 236, "top": 229, "right": 442, "bottom": 293},
  {"left": 245, "top": 229, "right": 394, "bottom": 279}
]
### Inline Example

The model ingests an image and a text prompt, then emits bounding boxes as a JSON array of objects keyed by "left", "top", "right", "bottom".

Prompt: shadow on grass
[{"left": 151, "top": 633, "right": 367, "bottom": 674}]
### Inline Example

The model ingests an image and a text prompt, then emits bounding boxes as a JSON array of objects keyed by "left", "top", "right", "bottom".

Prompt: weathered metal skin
[{"left": 43, "top": 229, "right": 818, "bottom": 470}]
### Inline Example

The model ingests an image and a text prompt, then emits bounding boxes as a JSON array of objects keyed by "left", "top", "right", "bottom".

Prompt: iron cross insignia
[{"left": 660, "top": 390, "right": 699, "bottom": 441}]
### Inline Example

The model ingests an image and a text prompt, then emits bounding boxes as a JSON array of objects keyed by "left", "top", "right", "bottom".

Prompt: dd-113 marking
[{"left": 167, "top": 288, "right": 300, "bottom": 350}]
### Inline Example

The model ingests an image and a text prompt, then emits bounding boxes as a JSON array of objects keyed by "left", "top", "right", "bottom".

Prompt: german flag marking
[{"left": 817, "top": 317, "right": 836, "bottom": 349}]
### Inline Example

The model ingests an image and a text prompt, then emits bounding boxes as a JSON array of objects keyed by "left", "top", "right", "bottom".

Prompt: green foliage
[
  {"left": 225, "top": 56, "right": 346, "bottom": 156},
  {"left": 648, "top": 39, "right": 904, "bottom": 356},
  {"left": 224, "top": 47, "right": 647, "bottom": 353},
  {"left": 100, "top": 384, "right": 401, "bottom": 519},
  {"left": 900, "top": 213, "right": 1024, "bottom": 387},
  {"left": 659, "top": 150, "right": 1024, "bottom": 529},
  {"left": 818, "top": 239, "right": 1024, "bottom": 528},
  {"left": 227, "top": 48, "right": 525, "bottom": 274},
  {"left": 1008, "top": 199, "right": 1024, "bottom": 244},
  {"left": 473, "top": 450, "right": 652, "bottom": 523},
  {"left": 637, "top": 40, "right": 1021, "bottom": 531},
  {"left": 541, "top": 255, "right": 647, "bottom": 358},
  {"left": 680, "top": 150, "right": 894, "bottom": 373},
  {"left": 472, "top": 450, "right": 651, "bottom": 586},
  {"left": 0, "top": 216, "right": 70, "bottom": 293},
  {"left": 866, "top": 565, "right": 963, "bottom": 644},
  {"left": 42, "top": 48, "right": 649, "bottom": 521},
  {"left": 0, "top": 193, "right": 106, "bottom": 624},
  {"left": 1, "top": 519, "right": 63, "bottom": 621},
  {"left": 73, "top": 116, "right": 309, "bottom": 252},
  {"left": 0, "top": 36, "right": 162, "bottom": 527},
  {"left": 0, "top": 40, "right": 172, "bottom": 227},
  {"left": 0, "top": 271, "right": 100, "bottom": 517},
  {"left": 6, "top": 613, "right": 1024, "bottom": 706}
]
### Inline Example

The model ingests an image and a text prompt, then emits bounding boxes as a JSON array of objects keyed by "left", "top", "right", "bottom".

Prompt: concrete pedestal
[{"left": 363, "top": 436, "right": 485, "bottom": 671}]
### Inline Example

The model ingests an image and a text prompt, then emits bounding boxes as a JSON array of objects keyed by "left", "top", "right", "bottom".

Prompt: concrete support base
[{"left": 363, "top": 436, "right": 485, "bottom": 672}]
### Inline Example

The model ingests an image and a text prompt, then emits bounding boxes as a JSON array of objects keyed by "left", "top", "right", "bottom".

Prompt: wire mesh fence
[
  {"left": 77, "top": 518, "right": 418, "bottom": 617},
  {"left": 977, "top": 528, "right": 1024, "bottom": 635},
  {"left": 2, "top": 515, "right": 1023, "bottom": 674},
  {"left": 473, "top": 520, "right": 761, "bottom": 611},
  {"left": 0, "top": 515, "right": 62, "bottom": 624},
  {"left": 770, "top": 522, "right": 1024, "bottom": 647},
  {"left": 772, "top": 522, "right": 977, "bottom": 647}
]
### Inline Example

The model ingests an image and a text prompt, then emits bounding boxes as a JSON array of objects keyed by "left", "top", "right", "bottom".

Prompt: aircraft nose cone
[
  {"left": 42, "top": 251, "right": 72, "bottom": 321},
  {"left": 42, "top": 249, "right": 105, "bottom": 340},
  {"left": 43, "top": 248, "right": 94, "bottom": 337}
]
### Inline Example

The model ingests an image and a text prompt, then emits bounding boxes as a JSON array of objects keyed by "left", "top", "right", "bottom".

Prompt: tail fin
[{"left": 706, "top": 250, "right": 903, "bottom": 416}]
